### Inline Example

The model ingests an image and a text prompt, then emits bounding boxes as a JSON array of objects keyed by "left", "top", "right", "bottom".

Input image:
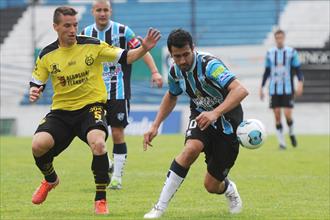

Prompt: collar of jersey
[
  {"left": 58, "top": 40, "right": 77, "bottom": 50},
  {"left": 93, "top": 20, "right": 112, "bottom": 32},
  {"left": 188, "top": 51, "right": 197, "bottom": 73}
]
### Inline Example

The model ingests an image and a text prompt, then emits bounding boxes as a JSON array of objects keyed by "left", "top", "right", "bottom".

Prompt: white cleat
[
  {"left": 225, "top": 181, "right": 242, "bottom": 214},
  {"left": 144, "top": 205, "right": 165, "bottom": 219}
]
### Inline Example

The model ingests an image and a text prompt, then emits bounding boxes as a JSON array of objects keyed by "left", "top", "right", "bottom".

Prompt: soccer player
[
  {"left": 81, "top": 0, "right": 163, "bottom": 190},
  {"left": 143, "top": 29, "right": 248, "bottom": 219},
  {"left": 29, "top": 6, "right": 160, "bottom": 214},
  {"left": 259, "top": 29, "right": 304, "bottom": 149}
]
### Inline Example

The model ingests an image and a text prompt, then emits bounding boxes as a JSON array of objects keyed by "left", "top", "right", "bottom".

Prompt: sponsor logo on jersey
[
  {"left": 192, "top": 96, "right": 224, "bottom": 111},
  {"left": 68, "top": 60, "right": 76, "bottom": 66},
  {"left": 85, "top": 54, "right": 94, "bottom": 66},
  {"left": 57, "top": 76, "right": 66, "bottom": 86},
  {"left": 211, "top": 65, "right": 225, "bottom": 78},
  {"left": 50, "top": 63, "right": 61, "bottom": 75}
]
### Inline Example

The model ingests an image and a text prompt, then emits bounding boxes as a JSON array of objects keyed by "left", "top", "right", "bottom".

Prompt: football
[{"left": 236, "top": 119, "right": 267, "bottom": 149}]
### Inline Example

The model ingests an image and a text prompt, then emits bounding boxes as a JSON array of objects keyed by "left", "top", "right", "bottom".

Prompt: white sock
[
  {"left": 288, "top": 124, "right": 294, "bottom": 136},
  {"left": 276, "top": 128, "right": 286, "bottom": 146},
  {"left": 113, "top": 153, "right": 126, "bottom": 181},
  {"left": 156, "top": 170, "right": 184, "bottom": 210}
]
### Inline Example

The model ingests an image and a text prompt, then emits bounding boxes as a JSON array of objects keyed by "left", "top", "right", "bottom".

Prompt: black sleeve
[
  {"left": 261, "top": 67, "right": 270, "bottom": 87},
  {"left": 29, "top": 82, "right": 46, "bottom": 91},
  {"left": 118, "top": 50, "right": 128, "bottom": 65},
  {"left": 292, "top": 66, "right": 304, "bottom": 81}
]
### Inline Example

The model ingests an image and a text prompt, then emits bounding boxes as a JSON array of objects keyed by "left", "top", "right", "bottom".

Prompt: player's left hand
[
  {"left": 151, "top": 72, "right": 163, "bottom": 88},
  {"left": 295, "top": 82, "right": 303, "bottom": 97},
  {"left": 138, "top": 28, "right": 161, "bottom": 52},
  {"left": 196, "top": 111, "right": 219, "bottom": 131}
]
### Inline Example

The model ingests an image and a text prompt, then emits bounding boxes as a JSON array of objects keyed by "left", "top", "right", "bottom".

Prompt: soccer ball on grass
[{"left": 236, "top": 119, "right": 266, "bottom": 149}]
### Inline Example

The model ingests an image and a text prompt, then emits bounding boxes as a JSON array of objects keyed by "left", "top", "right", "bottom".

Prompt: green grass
[{"left": 0, "top": 135, "right": 329, "bottom": 220}]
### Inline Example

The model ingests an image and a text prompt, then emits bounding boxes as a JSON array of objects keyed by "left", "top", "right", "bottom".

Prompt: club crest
[
  {"left": 117, "top": 113, "right": 125, "bottom": 121},
  {"left": 85, "top": 54, "right": 94, "bottom": 66}
]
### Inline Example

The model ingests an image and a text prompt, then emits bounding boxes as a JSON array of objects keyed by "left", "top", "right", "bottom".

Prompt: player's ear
[{"left": 53, "top": 23, "right": 57, "bottom": 31}]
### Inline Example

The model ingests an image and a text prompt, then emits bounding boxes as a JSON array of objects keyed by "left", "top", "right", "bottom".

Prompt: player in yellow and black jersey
[{"left": 29, "top": 6, "right": 160, "bottom": 215}]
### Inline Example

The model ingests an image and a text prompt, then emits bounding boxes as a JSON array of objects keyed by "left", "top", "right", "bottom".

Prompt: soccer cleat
[
  {"left": 108, "top": 178, "right": 122, "bottom": 190},
  {"left": 32, "top": 177, "right": 59, "bottom": 204},
  {"left": 94, "top": 199, "right": 109, "bottom": 214},
  {"left": 225, "top": 181, "right": 242, "bottom": 214},
  {"left": 279, "top": 144, "right": 287, "bottom": 150},
  {"left": 144, "top": 205, "right": 165, "bottom": 219},
  {"left": 290, "top": 135, "right": 297, "bottom": 147}
]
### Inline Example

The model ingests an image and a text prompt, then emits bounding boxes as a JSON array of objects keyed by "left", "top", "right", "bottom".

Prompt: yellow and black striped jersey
[{"left": 31, "top": 36, "right": 125, "bottom": 111}]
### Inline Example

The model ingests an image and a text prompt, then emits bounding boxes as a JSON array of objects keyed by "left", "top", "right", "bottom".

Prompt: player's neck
[
  {"left": 58, "top": 39, "right": 77, "bottom": 48},
  {"left": 96, "top": 22, "right": 109, "bottom": 31}
]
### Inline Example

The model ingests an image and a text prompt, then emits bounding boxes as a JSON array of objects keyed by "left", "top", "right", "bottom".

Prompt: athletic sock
[
  {"left": 34, "top": 150, "right": 57, "bottom": 183},
  {"left": 113, "top": 143, "right": 127, "bottom": 180},
  {"left": 156, "top": 159, "right": 189, "bottom": 210},
  {"left": 275, "top": 123, "right": 286, "bottom": 146},
  {"left": 218, "top": 178, "right": 230, "bottom": 194},
  {"left": 92, "top": 153, "right": 110, "bottom": 201},
  {"left": 287, "top": 119, "right": 294, "bottom": 136}
]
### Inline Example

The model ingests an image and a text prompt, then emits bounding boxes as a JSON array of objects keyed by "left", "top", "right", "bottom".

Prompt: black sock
[
  {"left": 92, "top": 153, "right": 110, "bottom": 201},
  {"left": 34, "top": 150, "right": 57, "bottom": 183},
  {"left": 276, "top": 123, "right": 283, "bottom": 131},
  {"left": 286, "top": 120, "right": 293, "bottom": 126},
  {"left": 218, "top": 178, "right": 230, "bottom": 194},
  {"left": 113, "top": 143, "right": 127, "bottom": 154},
  {"left": 169, "top": 159, "right": 189, "bottom": 178}
]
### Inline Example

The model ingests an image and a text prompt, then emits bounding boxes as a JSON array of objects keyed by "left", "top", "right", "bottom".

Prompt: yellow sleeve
[
  {"left": 97, "top": 41, "right": 124, "bottom": 64},
  {"left": 31, "top": 57, "right": 49, "bottom": 85}
]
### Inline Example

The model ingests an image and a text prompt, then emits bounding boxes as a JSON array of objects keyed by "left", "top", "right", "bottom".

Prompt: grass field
[{"left": 0, "top": 135, "right": 329, "bottom": 220}]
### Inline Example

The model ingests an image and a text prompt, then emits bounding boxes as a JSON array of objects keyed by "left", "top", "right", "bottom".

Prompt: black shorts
[
  {"left": 35, "top": 103, "right": 108, "bottom": 157},
  {"left": 105, "top": 99, "right": 130, "bottom": 128},
  {"left": 270, "top": 94, "right": 294, "bottom": 108},
  {"left": 184, "top": 116, "right": 239, "bottom": 181}
]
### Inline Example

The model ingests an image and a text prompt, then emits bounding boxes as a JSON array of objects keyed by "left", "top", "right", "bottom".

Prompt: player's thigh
[
  {"left": 35, "top": 112, "right": 75, "bottom": 157},
  {"left": 106, "top": 99, "right": 130, "bottom": 128},
  {"left": 206, "top": 133, "right": 239, "bottom": 182},
  {"left": 282, "top": 95, "right": 294, "bottom": 108},
  {"left": 180, "top": 117, "right": 209, "bottom": 167},
  {"left": 76, "top": 103, "right": 109, "bottom": 145},
  {"left": 176, "top": 139, "right": 203, "bottom": 167}
]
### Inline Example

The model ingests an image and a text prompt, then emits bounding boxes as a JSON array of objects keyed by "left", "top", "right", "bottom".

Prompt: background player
[
  {"left": 29, "top": 6, "right": 160, "bottom": 214},
  {"left": 259, "top": 29, "right": 304, "bottom": 149},
  {"left": 81, "top": 0, "right": 163, "bottom": 190},
  {"left": 143, "top": 29, "right": 249, "bottom": 219}
]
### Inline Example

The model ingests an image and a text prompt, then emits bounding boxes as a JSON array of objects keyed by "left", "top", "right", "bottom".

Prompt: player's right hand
[
  {"left": 143, "top": 126, "right": 158, "bottom": 151},
  {"left": 29, "top": 86, "right": 43, "bottom": 103}
]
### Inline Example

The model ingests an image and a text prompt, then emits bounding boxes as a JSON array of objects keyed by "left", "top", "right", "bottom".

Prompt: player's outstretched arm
[
  {"left": 143, "top": 91, "right": 177, "bottom": 151},
  {"left": 29, "top": 86, "right": 44, "bottom": 103},
  {"left": 127, "top": 28, "right": 161, "bottom": 64}
]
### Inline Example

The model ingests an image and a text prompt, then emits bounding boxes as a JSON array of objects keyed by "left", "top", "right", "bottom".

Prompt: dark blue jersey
[{"left": 168, "top": 51, "right": 243, "bottom": 134}]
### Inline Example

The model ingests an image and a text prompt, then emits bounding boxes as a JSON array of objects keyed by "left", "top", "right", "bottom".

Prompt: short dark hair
[
  {"left": 167, "top": 29, "right": 193, "bottom": 53},
  {"left": 53, "top": 6, "right": 78, "bottom": 24},
  {"left": 274, "top": 29, "right": 285, "bottom": 36}
]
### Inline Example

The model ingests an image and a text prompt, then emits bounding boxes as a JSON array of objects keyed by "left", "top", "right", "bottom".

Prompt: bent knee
[
  {"left": 31, "top": 132, "right": 54, "bottom": 156},
  {"left": 91, "top": 139, "right": 107, "bottom": 155}
]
